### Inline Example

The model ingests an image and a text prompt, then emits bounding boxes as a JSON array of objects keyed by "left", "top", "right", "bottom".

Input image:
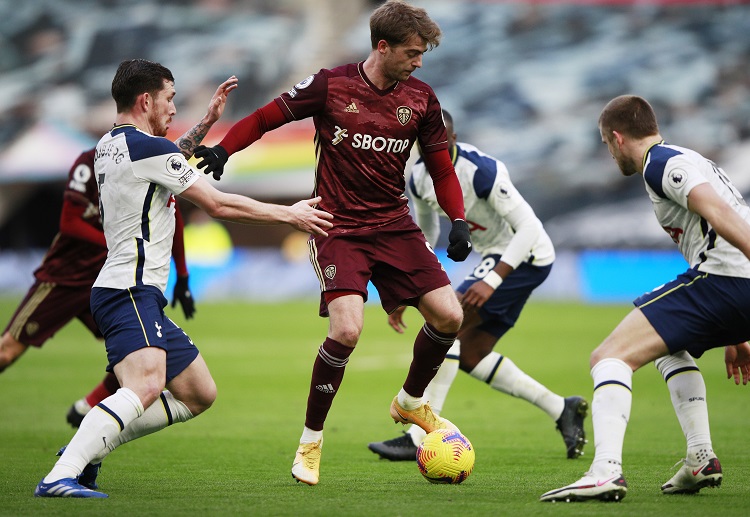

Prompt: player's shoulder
[
  {"left": 70, "top": 147, "right": 96, "bottom": 171},
  {"left": 401, "top": 74, "right": 436, "bottom": 97},
  {"left": 112, "top": 126, "right": 180, "bottom": 162}
]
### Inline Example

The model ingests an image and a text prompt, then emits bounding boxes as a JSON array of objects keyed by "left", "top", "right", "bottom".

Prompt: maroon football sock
[
  {"left": 403, "top": 323, "right": 457, "bottom": 398},
  {"left": 304, "top": 337, "right": 354, "bottom": 431}
]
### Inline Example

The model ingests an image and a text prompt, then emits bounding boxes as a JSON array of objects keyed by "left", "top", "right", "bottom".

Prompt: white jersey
[
  {"left": 93, "top": 125, "right": 199, "bottom": 292},
  {"left": 410, "top": 142, "right": 554, "bottom": 267},
  {"left": 644, "top": 142, "right": 750, "bottom": 278}
]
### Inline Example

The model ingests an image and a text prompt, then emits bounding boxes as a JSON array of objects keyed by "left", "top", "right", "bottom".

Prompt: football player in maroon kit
[
  {"left": 193, "top": 0, "right": 472, "bottom": 485},
  {"left": 0, "top": 76, "right": 239, "bottom": 423}
]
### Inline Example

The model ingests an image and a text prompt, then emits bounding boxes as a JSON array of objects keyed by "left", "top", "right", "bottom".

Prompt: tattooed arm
[{"left": 174, "top": 76, "right": 239, "bottom": 159}]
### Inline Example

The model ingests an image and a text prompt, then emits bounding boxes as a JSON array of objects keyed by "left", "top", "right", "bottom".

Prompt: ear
[
  {"left": 376, "top": 39, "right": 389, "bottom": 55},
  {"left": 138, "top": 92, "right": 150, "bottom": 112},
  {"left": 612, "top": 130, "right": 626, "bottom": 148}
]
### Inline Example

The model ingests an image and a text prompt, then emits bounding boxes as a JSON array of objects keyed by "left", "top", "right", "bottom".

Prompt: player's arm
[
  {"left": 422, "top": 149, "right": 471, "bottom": 261},
  {"left": 194, "top": 100, "right": 289, "bottom": 181},
  {"left": 170, "top": 204, "right": 196, "bottom": 319},
  {"left": 59, "top": 195, "right": 106, "bottom": 248},
  {"left": 687, "top": 183, "right": 750, "bottom": 261},
  {"left": 174, "top": 76, "right": 238, "bottom": 159},
  {"left": 179, "top": 177, "right": 332, "bottom": 236}
]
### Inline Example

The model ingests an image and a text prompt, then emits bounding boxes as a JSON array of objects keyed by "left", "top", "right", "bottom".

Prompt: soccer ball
[{"left": 416, "top": 428, "right": 475, "bottom": 484}]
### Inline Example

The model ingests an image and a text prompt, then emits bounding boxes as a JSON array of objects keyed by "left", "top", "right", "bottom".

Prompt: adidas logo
[
  {"left": 345, "top": 102, "right": 358, "bottom": 113},
  {"left": 315, "top": 383, "right": 335, "bottom": 394}
]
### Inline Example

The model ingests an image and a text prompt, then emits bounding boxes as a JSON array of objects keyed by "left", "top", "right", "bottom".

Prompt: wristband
[{"left": 482, "top": 270, "right": 503, "bottom": 290}]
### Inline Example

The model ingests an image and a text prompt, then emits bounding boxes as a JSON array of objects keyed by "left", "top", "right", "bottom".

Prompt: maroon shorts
[
  {"left": 3, "top": 280, "right": 101, "bottom": 347},
  {"left": 308, "top": 218, "right": 451, "bottom": 316}
]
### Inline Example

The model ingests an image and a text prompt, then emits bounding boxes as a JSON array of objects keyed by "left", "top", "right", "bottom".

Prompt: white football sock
[
  {"left": 397, "top": 388, "right": 422, "bottom": 410},
  {"left": 589, "top": 358, "right": 632, "bottom": 476},
  {"left": 469, "top": 351, "right": 564, "bottom": 420},
  {"left": 300, "top": 426, "right": 323, "bottom": 444},
  {"left": 44, "top": 387, "right": 143, "bottom": 483},
  {"left": 405, "top": 340, "right": 460, "bottom": 446},
  {"left": 91, "top": 390, "right": 194, "bottom": 463},
  {"left": 654, "top": 351, "right": 713, "bottom": 461}
]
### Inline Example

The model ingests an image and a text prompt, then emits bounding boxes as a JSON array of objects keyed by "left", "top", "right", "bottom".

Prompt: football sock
[
  {"left": 406, "top": 339, "right": 460, "bottom": 445},
  {"left": 91, "top": 390, "right": 193, "bottom": 463},
  {"left": 84, "top": 372, "right": 120, "bottom": 407},
  {"left": 589, "top": 358, "right": 632, "bottom": 475},
  {"left": 304, "top": 337, "right": 353, "bottom": 431},
  {"left": 402, "top": 323, "right": 457, "bottom": 399},
  {"left": 300, "top": 426, "right": 323, "bottom": 444},
  {"left": 654, "top": 351, "right": 713, "bottom": 460},
  {"left": 469, "top": 351, "right": 564, "bottom": 420},
  {"left": 44, "top": 387, "right": 143, "bottom": 483}
]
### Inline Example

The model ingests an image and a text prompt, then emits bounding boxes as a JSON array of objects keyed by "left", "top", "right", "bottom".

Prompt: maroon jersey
[
  {"left": 34, "top": 149, "right": 108, "bottom": 287},
  {"left": 276, "top": 62, "right": 448, "bottom": 232}
]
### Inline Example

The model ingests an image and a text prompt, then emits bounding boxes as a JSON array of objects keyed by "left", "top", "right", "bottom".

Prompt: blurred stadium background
[{"left": 1, "top": 0, "right": 749, "bottom": 303}]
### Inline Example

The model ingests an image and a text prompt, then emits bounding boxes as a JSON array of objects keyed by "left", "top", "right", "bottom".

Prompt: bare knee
[
  {"left": 329, "top": 322, "right": 362, "bottom": 348},
  {"left": 431, "top": 306, "right": 463, "bottom": 334},
  {"left": 186, "top": 379, "right": 217, "bottom": 416}
]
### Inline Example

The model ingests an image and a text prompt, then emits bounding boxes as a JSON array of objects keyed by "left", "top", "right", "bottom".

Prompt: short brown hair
[
  {"left": 599, "top": 95, "right": 659, "bottom": 139},
  {"left": 369, "top": 0, "right": 441, "bottom": 50},
  {"left": 111, "top": 59, "right": 175, "bottom": 113}
]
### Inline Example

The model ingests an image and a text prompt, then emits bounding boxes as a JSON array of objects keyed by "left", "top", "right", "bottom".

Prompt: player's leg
[
  {"left": 540, "top": 308, "right": 667, "bottom": 502},
  {"left": 37, "top": 346, "right": 163, "bottom": 497},
  {"left": 0, "top": 332, "right": 28, "bottom": 372},
  {"left": 292, "top": 292, "right": 362, "bottom": 485},
  {"left": 368, "top": 339, "right": 460, "bottom": 460},
  {"left": 67, "top": 309, "right": 115, "bottom": 427},
  {"left": 655, "top": 351, "right": 722, "bottom": 494},
  {"left": 2, "top": 281, "right": 87, "bottom": 372},
  {"left": 389, "top": 284, "right": 462, "bottom": 433}
]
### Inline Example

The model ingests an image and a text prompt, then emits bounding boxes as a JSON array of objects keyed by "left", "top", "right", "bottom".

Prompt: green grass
[{"left": 1, "top": 298, "right": 747, "bottom": 516}]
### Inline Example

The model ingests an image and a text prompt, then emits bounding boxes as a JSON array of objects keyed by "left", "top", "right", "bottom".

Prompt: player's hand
[
  {"left": 387, "top": 306, "right": 408, "bottom": 333},
  {"left": 204, "top": 76, "right": 238, "bottom": 126},
  {"left": 172, "top": 275, "right": 196, "bottom": 319},
  {"left": 195, "top": 144, "right": 229, "bottom": 181},
  {"left": 288, "top": 196, "right": 334, "bottom": 237},
  {"left": 460, "top": 281, "right": 494, "bottom": 310},
  {"left": 447, "top": 219, "right": 472, "bottom": 262},
  {"left": 725, "top": 342, "right": 750, "bottom": 385}
]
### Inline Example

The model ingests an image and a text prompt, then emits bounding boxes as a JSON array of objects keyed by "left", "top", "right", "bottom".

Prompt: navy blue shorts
[
  {"left": 634, "top": 268, "right": 750, "bottom": 358},
  {"left": 91, "top": 285, "right": 199, "bottom": 382},
  {"left": 457, "top": 255, "right": 552, "bottom": 338}
]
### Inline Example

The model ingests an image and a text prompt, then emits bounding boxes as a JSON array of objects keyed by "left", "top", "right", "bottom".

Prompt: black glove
[
  {"left": 446, "top": 219, "right": 472, "bottom": 262},
  {"left": 194, "top": 144, "right": 228, "bottom": 181},
  {"left": 172, "top": 275, "right": 196, "bottom": 319}
]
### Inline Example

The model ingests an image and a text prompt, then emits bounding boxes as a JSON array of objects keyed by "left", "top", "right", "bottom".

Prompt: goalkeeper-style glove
[
  {"left": 194, "top": 144, "right": 229, "bottom": 181},
  {"left": 172, "top": 275, "right": 196, "bottom": 319},
  {"left": 446, "top": 219, "right": 472, "bottom": 262}
]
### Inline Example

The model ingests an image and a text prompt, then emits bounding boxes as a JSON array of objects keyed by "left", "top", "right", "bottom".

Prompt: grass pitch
[{"left": 1, "top": 298, "right": 747, "bottom": 516}]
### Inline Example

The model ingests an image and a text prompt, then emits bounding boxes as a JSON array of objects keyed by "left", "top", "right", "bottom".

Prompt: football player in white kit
[
  {"left": 35, "top": 59, "right": 333, "bottom": 498},
  {"left": 541, "top": 95, "right": 750, "bottom": 503},
  {"left": 368, "top": 110, "right": 588, "bottom": 461}
]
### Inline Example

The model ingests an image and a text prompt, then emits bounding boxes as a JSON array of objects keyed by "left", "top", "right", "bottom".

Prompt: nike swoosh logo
[
  {"left": 692, "top": 465, "right": 706, "bottom": 476},
  {"left": 597, "top": 476, "right": 618, "bottom": 487}
]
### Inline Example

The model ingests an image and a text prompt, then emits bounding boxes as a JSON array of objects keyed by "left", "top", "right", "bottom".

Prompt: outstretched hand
[
  {"left": 288, "top": 196, "right": 333, "bottom": 237},
  {"left": 387, "top": 306, "right": 408, "bottom": 333},
  {"left": 725, "top": 342, "right": 750, "bottom": 385},
  {"left": 204, "top": 76, "right": 238, "bottom": 126}
]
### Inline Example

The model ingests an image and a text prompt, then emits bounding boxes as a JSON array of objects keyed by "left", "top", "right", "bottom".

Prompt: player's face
[
  {"left": 148, "top": 80, "right": 177, "bottom": 137},
  {"left": 382, "top": 34, "right": 427, "bottom": 82},
  {"left": 601, "top": 126, "right": 638, "bottom": 177}
]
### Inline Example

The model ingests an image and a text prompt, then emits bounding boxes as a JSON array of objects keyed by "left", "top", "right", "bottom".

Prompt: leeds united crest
[{"left": 397, "top": 106, "right": 412, "bottom": 126}]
